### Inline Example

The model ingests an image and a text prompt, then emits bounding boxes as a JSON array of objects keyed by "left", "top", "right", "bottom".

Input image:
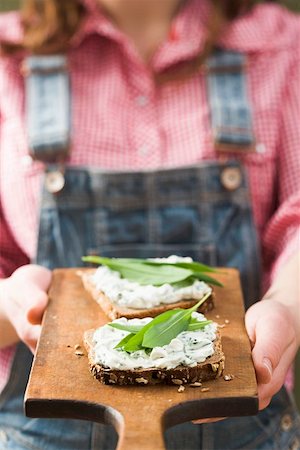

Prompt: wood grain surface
[{"left": 24, "top": 268, "right": 258, "bottom": 450}]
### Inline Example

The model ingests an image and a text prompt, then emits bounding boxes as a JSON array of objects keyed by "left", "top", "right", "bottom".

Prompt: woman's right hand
[{"left": 0, "top": 265, "right": 52, "bottom": 353}]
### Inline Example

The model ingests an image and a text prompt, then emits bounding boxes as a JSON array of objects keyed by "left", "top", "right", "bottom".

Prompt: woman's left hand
[
  {"left": 193, "top": 296, "right": 299, "bottom": 424},
  {"left": 245, "top": 298, "right": 299, "bottom": 410}
]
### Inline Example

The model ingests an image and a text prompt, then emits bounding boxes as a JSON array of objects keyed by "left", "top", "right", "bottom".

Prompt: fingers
[
  {"left": 26, "top": 288, "right": 49, "bottom": 325},
  {"left": 2, "top": 265, "right": 52, "bottom": 351},
  {"left": 13, "top": 265, "right": 52, "bottom": 325},
  {"left": 246, "top": 301, "right": 295, "bottom": 384},
  {"left": 257, "top": 341, "right": 297, "bottom": 410},
  {"left": 251, "top": 319, "right": 290, "bottom": 385},
  {"left": 245, "top": 300, "right": 298, "bottom": 410},
  {"left": 20, "top": 324, "right": 42, "bottom": 354},
  {"left": 14, "top": 264, "right": 52, "bottom": 291}
]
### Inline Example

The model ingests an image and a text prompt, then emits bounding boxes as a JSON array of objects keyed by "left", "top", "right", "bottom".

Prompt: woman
[{"left": 0, "top": 0, "right": 299, "bottom": 449}]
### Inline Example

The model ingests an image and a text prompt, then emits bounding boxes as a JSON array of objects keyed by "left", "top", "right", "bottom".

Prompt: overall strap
[
  {"left": 206, "top": 48, "right": 255, "bottom": 152},
  {"left": 23, "top": 55, "right": 70, "bottom": 163}
]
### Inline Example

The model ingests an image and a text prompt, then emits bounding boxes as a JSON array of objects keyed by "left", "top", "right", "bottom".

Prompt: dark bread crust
[
  {"left": 84, "top": 329, "right": 225, "bottom": 386},
  {"left": 79, "top": 269, "right": 215, "bottom": 320}
]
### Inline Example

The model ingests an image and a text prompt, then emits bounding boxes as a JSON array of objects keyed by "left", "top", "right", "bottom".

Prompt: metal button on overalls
[
  {"left": 281, "top": 413, "right": 293, "bottom": 432},
  {"left": 220, "top": 166, "right": 242, "bottom": 191},
  {"left": 45, "top": 170, "right": 65, "bottom": 193}
]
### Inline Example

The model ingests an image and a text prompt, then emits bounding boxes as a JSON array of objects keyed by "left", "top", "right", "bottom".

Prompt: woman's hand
[
  {"left": 193, "top": 297, "right": 298, "bottom": 425},
  {"left": 245, "top": 298, "right": 299, "bottom": 410},
  {"left": 0, "top": 264, "right": 52, "bottom": 353}
]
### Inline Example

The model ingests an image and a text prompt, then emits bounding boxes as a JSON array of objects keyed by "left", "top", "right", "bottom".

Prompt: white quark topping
[
  {"left": 92, "top": 312, "right": 217, "bottom": 370},
  {"left": 92, "top": 255, "right": 212, "bottom": 309}
]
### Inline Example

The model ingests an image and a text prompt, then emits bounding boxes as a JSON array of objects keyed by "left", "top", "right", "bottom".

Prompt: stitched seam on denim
[{"left": 40, "top": 191, "right": 250, "bottom": 210}]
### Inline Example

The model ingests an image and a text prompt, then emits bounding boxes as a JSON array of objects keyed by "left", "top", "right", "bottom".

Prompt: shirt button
[
  {"left": 280, "top": 413, "right": 293, "bottom": 432},
  {"left": 220, "top": 167, "right": 242, "bottom": 191},
  {"left": 135, "top": 95, "right": 148, "bottom": 107},
  {"left": 21, "top": 154, "right": 33, "bottom": 167},
  {"left": 138, "top": 145, "right": 149, "bottom": 156},
  {"left": 256, "top": 143, "right": 266, "bottom": 154}
]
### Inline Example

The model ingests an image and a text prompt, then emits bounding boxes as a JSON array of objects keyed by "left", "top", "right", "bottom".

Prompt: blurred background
[
  {"left": 0, "top": 0, "right": 299, "bottom": 409},
  {"left": 3, "top": 0, "right": 300, "bottom": 12}
]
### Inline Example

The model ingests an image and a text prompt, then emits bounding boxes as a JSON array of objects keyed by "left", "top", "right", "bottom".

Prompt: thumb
[
  {"left": 26, "top": 287, "right": 49, "bottom": 325},
  {"left": 14, "top": 265, "right": 52, "bottom": 325},
  {"left": 246, "top": 302, "right": 293, "bottom": 385}
]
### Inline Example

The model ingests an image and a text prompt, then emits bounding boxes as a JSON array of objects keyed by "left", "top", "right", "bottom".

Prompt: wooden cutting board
[{"left": 24, "top": 268, "right": 258, "bottom": 450}]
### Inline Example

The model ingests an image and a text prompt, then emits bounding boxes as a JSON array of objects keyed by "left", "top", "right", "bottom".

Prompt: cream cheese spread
[
  {"left": 92, "top": 312, "right": 217, "bottom": 370},
  {"left": 92, "top": 255, "right": 212, "bottom": 309}
]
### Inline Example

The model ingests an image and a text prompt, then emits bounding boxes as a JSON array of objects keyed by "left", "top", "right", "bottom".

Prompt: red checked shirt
[{"left": 0, "top": 0, "right": 299, "bottom": 392}]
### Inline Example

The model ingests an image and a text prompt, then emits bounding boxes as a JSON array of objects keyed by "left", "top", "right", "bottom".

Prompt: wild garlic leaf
[
  {"left": 143, "top": 260, "right": 222, "bottom": 286},
  {"left": 170, "top": 276, "right": 197, "bottom": 289},
  {"left": 191, "top": 272, "right": 223, "bottom": 287},
  {"left": 114, "top": 333, "right": 135, "bottom": 349},
  {"left": 142, "top": 292, "right": 211, "bottom": 349},
  {"left": 142, "top": 311, "right": 190, "bottom": 349},
  {"left": 82, "top": 256, "right": 222, "bottom": 287},
  {"left": 108, "top": 323, "right": 142, "bottom": 334},
  {"left": 82, "top": 256, "right": 194, "bottom": 286},
  {"left": 123, "top": 309, "right": 180, "bottom": 352},
  {"left": 146, "top": 260, "right": 217, "bottom": 273},
  {"left": 187, "top": 320, "right": 212, "bottom": 331}
]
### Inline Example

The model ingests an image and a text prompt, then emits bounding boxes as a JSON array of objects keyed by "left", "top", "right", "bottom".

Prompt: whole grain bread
[
  {"left": 79, "top": 269, "right": 215, "bottom": 321},
  {"left": 84, "top": 329, "right": 225, "bottom": 386}
]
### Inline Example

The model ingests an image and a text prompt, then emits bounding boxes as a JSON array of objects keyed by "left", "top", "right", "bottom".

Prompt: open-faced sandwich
[
  {"left": 80, "top": 255, "right": 222, "bottom": 320},
  {"left": 84, "top": 295, "right": 225, "bottom": 386}
]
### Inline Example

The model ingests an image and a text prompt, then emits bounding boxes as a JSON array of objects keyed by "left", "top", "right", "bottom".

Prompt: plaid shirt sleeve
[
  {"left": 263, "top": 52, "right": 300, "bottom": 282},
  {"left": 0, "top": 202, "right": 30, "bottom": 279},
  {"left": 0, "top": 201, "right": 29, "bottom": 393}
]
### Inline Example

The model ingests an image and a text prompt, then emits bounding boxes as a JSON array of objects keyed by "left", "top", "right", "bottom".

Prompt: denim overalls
[{"left": 0, "top": 50, "right": 299, "bottom": 450}]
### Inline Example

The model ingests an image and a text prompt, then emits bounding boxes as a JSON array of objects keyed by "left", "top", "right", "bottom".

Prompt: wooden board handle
[
  {"left": 25, "top": 398, "right": 166, "bottom": 450},
  {"left": 117, "top": 410, "right": 165, "bottom": 450}
]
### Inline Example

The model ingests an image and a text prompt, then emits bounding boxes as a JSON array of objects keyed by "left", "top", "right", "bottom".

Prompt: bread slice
[
  {"left": 84, "top": 329, "right": 225, "bottom": 386},
  {"left": 79, "top": 269, "right": 215, "bottom": 321}
]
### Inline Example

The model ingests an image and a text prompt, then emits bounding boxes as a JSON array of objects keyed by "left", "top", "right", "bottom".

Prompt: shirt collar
[
  {"left": 71, "top": 1, "right": 124, "bottom": 47},
  {"left": 72, "top": 1, "right": 299, "bottom": 63},
  {"left": 71, "top": 0, "right": 209, "bottom": 70}
]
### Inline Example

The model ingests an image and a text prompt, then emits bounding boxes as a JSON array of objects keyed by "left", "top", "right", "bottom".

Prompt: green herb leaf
[
  {"left": 187, "top": 320, "right": 212, "bottom": 331},
  {"left": 123, "top": 309, "right": 180, "bottom": 353},
  {"left": 82, "top": 255, "right": 223, "bottom": 287},
  {"left": 142, "top": 311, "right": 190, "bottom": 349},
  {"left": 142, "top": 260, "right": 222, "bottom": 286},
  {"left": 108, "top": 323, "right": 143, "bottom": 334},
  {"left": 114, "top": 333, "right": 135, "bottom": 349},
  {"left": 190, "top": 272, "right": 223, "bottom": 287},
  {"left": 171, "top": 273, "right": 222, "bottom": 288},
  {"left": 82, "top": 256, "right": 194, "bottom": 286},
  {"left": 142, "top": 292, "right": 211, "bottom": 349},
  {"left": 170, "top": 276, "right": 197, "bottom": 289},
  {"left": 146, "top": 260, "right": 217, "bottom": 273}
]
